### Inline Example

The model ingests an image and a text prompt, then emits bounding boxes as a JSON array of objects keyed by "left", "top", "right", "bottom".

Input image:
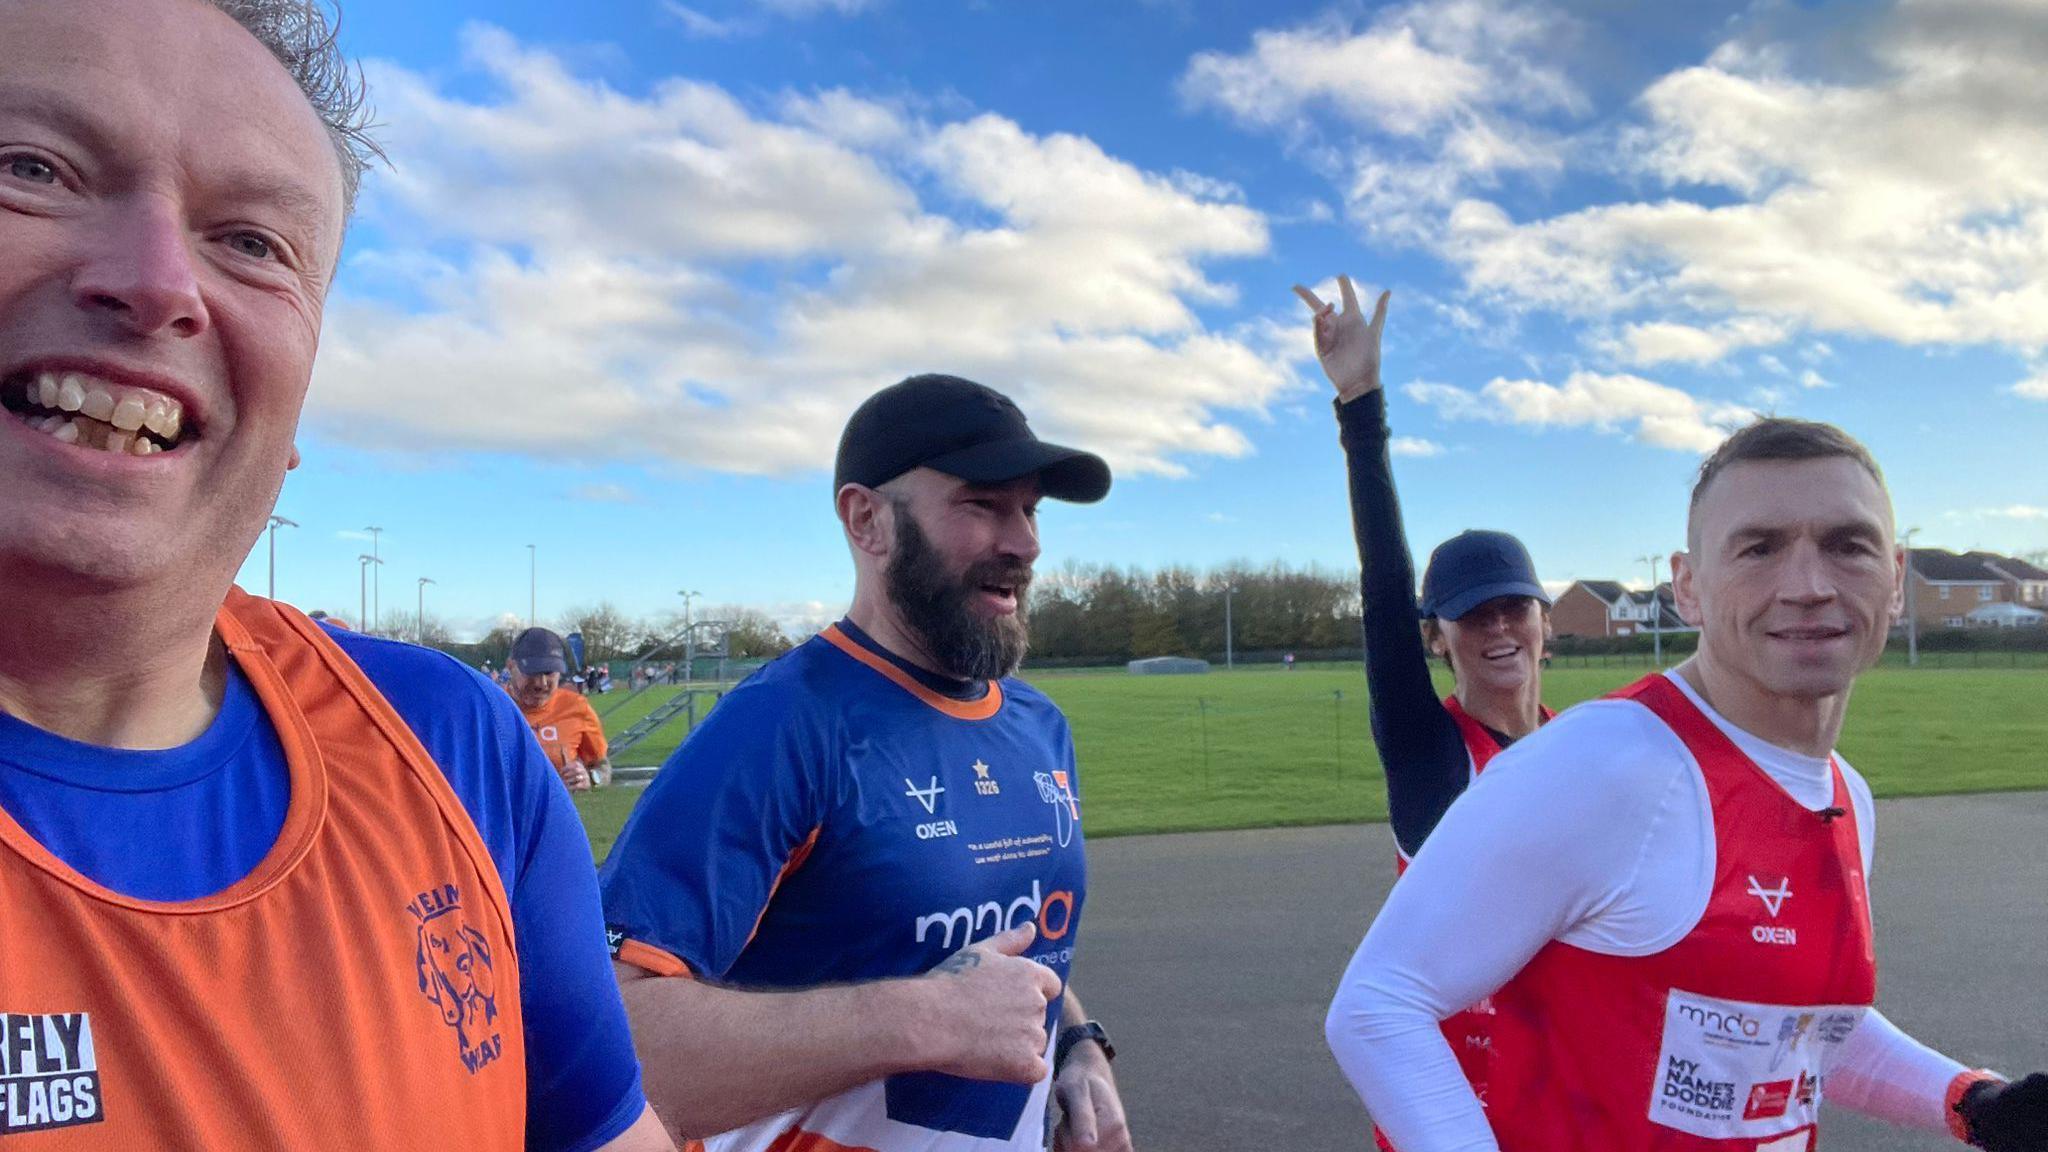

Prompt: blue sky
[{"left": 237, "top": 0, "right": 2048, "bottom": 639}]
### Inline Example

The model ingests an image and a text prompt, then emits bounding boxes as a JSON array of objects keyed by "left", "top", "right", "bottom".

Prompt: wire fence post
[{"left": 1333, "top": 688, "right": 1344, "bottom": 780}]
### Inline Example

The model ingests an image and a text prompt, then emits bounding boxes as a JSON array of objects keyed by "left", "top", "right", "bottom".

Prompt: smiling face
[
  {"left": 880, "top": 468, "right": 1042, "bottom": 680},
  {"left": 0, "top": 0, "right": 344, "bottom": 592},
  {"left": 1675, "top": 456, "right": 1903, "bottom": 702},
  {"left": 1431, "top": 595, "right": 1547, "bottom": 697}
]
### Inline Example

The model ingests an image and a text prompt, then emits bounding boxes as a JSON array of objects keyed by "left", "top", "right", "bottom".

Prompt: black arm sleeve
[{"left": 1337, "top": 391, "right": 1472, "bottom": 858}]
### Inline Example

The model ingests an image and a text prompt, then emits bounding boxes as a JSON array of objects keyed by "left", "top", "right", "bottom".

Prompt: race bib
[{"left": 1648, "top": 990, "right": 1865, "bottom": 1142}]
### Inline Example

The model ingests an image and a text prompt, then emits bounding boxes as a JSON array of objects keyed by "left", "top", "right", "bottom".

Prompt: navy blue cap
[
  {"left": 835, "top": 374, "right": 1111, "bottom": 503},
  {"left": 510, "top": 627, "right": 569, "bottom": 676},
  {"left": 1419, "top": 530, "right": 1550, "bottom": 621}
]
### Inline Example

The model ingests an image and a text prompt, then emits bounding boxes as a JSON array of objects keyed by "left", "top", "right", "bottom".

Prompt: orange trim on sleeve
[
  {"left": 1947, "top": 1069, "right": 2003, "bottom": 1144},
  {"left": 742, "top": 826, "right": 822, "bottom": 951},
  {"left": 765, "top": 1127, "right": 880, "bottom": 1152},
  {"left": 616, "top": 938, "right": 694, "bottom": 979},
  {"left": 819, "top": 625, "right": 1003, "bottom": 720}
]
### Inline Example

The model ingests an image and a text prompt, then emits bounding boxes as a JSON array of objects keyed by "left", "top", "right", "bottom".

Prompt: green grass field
[{"left": 573, "top": 664, "right": 2048, "bottom": 859}]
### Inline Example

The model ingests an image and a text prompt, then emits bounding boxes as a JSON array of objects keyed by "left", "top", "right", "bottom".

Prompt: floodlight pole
[
  {"left": 365, "top": 526, "right": 383, "bottom": 631},
  {"left": 265, "top": 514, "right": 297, "bottom": 599},
  {"left": 678, "top": 589, "right": 701, "bottom": 682},
  {"left": 1224, "top": 586, "right": 1236, "bottom": 670},
  {"left": 1640, "top": 554, "right": 1663, "bottom": 669},
  {"left": 358, "top": 554, "right": 381, "bottom": 630},
  {"left": 417, "top": 577, "right": 435, "bottom": 643},
  {"left": 1902, "top": 527, "right": 1920, "bottom": 668}
]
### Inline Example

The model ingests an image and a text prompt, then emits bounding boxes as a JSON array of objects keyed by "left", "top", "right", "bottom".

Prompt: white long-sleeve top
[{"left": 1326, "top": 672, "right": 1966, "bottom": 1151}]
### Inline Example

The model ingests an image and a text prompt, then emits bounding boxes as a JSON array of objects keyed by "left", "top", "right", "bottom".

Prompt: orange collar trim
[{"left": 819, "top": 625, "right": 1003, "bottom": 721}]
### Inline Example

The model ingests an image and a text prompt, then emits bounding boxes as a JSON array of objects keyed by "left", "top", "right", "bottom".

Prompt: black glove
[{"left": 1958, "top": 1073, "right": 2048, "bottom": 1151}]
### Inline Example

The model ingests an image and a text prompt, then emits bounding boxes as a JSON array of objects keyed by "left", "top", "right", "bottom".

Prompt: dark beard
[{"left": 886, "top": 503, "right": 1031, "bottom": 680}]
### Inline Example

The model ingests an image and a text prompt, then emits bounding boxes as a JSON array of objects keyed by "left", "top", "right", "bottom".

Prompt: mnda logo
[{"left": 913, "top": 879, "right": 1076, "bottom": 950}]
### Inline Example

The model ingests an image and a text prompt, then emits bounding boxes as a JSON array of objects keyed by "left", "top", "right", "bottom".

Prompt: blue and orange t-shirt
[
  {"left": 601, "top": 620, "right": 1088, "bottom": 1152},
  {"left": 0, "top": 591, "right": 645, "bottom": 1151}
]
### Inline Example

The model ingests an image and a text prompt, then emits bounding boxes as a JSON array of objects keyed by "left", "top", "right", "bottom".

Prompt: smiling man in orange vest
[{"left": 0, "top": 1, "right": 667, "bottom": 1147}]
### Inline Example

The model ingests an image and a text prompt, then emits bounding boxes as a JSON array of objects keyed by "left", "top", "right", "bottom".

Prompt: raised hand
[
  {"left": 1292, "top": 274, "right": 1391, "bottom": 403},
  {"left": 559, "top": 758, "right": 593, "bottom": 792},
  {"left": 915, "top": 923, "right": 1064, "bottom": 1083}
]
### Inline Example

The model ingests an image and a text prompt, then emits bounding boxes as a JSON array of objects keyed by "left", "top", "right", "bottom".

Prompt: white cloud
[
  {"left": 1433, "top": 1, "right": 2048, "bottom": 357},
  {"left": 660, "top": 2, "right": 758, "bottom": 38},
  {"left": 1391, "top": 436, "right": 1446, "bottom": 457},
  {"left": 1613, "top": 317, "right": 1789, "bottom": 366},
  {"left": 1405, "top": 372, "right": 1753, "bottom": 452},
  {"left": 1182, "top": 0, "right": 1585, "bottom": 240},
  {"left": 1206, "top": 0, "right": 2048, "bottom": 380},
  {"left": 570, "top": 483, "right": 644, "bottom": 504},
  {"left": 755, "top": 0, "right": 874, "bottom": 13},
  {"left": 1758, "top": 354, "right": 1789, "bottom": 376},
  {"left": 1984, "top": 505, "right": 2048, "bottom": 520},
  {"left": 317, "top": 30, "right": 1287, "bottom": 481},
  {"left": 1800, "top": 369, "right": 1834, "bottom": 389},
  {"left": 2016, "top": 370, "right": 2048, "bottom": 400}
]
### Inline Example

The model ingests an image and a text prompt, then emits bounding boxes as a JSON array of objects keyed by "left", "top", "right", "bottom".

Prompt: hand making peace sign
[{"left": 1293, "top": 274, "right": 1391, "bottom": 404}]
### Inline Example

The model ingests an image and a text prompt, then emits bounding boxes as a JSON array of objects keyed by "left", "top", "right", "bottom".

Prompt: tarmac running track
[{"left": 1072, "top": 792, "right": 2048, "bottom": 1151}]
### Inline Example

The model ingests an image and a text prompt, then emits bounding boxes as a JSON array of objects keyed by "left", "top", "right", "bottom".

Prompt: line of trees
[{"left": 1027, "top": 561, "right": 1363, "bottom": 665}]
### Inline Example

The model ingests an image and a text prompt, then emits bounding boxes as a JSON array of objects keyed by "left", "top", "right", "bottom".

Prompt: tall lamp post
[
  {"left": 364, "top": 526, "right": 383, "bottom": 631},
  {"left": 265, "top": 514, "right": 297, "bottom": 599},
  {"left": 678, "top": 589, "right": 701, "bottom": 683},
  {"left": 1639, "top": 554, "right": 1664, "bottom": 669},
  {"left": 1901, "top": 527, "right": 1920, "bottom": 668},
  {"left": 416, "top": 577, "right": 436, "bottom": 644},
  {"left": 526, "top": 544, "right": 537, "bottom": 626},
  {"left": 1223, "top": 584, "right": 1236, "bottom": 671},
  {"left": 357, "top": 554, "right": 381, "bottom": 631}
]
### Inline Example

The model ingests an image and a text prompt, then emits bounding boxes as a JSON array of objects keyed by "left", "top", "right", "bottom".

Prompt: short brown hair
[
  {"left": 1688, "top": 418, "right": 1888, "bottom": 545},
  {"left": 210, "top": 0, "right": 382, "bottom": 216}
]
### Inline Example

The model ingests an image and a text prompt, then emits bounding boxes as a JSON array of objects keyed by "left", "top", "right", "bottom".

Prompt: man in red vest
[
  {"left": 0, "top": 1, "right": 667, "bottom": 1147},
  {"left": 1327, "top": 418, "right": 2047, "bottom": 1150}
]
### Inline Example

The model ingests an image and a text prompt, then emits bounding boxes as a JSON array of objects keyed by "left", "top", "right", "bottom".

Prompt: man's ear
[
  {"left": 288, "top": 444, "right": 301, "bottom": 470},
  {"left": 838, "top": 484, "right": 893, "bottom": 559},
  {"left": 1671, "top": 549, "right": 1703, "bottom": 627}
]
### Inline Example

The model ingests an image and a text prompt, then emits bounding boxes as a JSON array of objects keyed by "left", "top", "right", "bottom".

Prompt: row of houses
[{"left": 1552, "top": 549, "right": 2048, "bottom": 639}]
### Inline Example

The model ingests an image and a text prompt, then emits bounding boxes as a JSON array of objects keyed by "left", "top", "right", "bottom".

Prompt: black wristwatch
[{"left": 1055, "top": 1021, "right": 1114, "bottom": 1071}]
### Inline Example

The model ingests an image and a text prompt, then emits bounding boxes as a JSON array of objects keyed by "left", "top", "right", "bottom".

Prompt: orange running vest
[
  {"left": 1485, "top": 674, "right": 1877, "bottom": 1151},
  {"left": 0, "top": 589, "right": 526, "bottom": 1148}
]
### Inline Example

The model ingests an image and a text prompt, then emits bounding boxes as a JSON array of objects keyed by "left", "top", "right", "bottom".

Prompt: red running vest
[
  {"left": 0, "top": 589, "right": 526, "bottom": 1148},
  {"left": 1484, "top": 674, "right": 1877, "bottom": 1151},
  {"left": 1375, "top": 697, "right": 1553, "bottom": 1152}
]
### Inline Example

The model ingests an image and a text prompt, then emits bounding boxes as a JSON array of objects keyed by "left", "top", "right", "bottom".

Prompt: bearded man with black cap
[{"left": 602, "top": 375, "right": 1133, "bottom": 1152}]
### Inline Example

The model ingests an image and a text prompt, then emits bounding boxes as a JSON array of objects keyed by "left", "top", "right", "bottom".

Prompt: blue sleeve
[
  {"left": 599, "top": 679, "right": 832, "bottom": 980},
  {"left": 336, "top": 633, "right": 646, "bottom": 1152}
]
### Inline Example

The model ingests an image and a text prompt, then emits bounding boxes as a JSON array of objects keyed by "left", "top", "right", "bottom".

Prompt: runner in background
[
  {"left": 1326, "top": 417, "right": 2048, "bottom": 1151},
  {"left": 1297, "top": 274, "right": 1553, "bottom": 1146}
]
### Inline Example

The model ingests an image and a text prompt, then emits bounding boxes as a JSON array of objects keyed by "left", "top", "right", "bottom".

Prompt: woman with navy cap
[{"left": 1295, "top": 275, "right": 1552, "bottom": 1148}]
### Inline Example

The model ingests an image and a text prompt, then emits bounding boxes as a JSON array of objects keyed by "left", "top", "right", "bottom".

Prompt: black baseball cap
[
  {"left": 1419, "top": 530, "right": 1550, "bottom": 621},
  {"left": 510, "top": 627, "right": 569, "bottom": 676},
  {"left": 834, "top": 374, "right": 1111, "bottom": 503}
]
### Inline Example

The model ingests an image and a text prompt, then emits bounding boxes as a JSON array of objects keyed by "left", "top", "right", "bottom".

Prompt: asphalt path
[{"left": 1070, "top": 792, "right": 2048, "bottom": 1150}]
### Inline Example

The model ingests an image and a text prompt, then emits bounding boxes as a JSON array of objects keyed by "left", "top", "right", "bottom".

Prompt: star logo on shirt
[
  {"left": 1747, "top": 875, "right": 1793, "bottom": 918},
  {"left": 904, "top": 776, "right": 945, "bottom": 815},
  {"left": 971, "top": 759, "right": 1000, "bottom": 797}
]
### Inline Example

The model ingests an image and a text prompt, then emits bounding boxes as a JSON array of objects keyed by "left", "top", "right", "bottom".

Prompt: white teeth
[
  {"left": 51, "top": 419, "right": 79, "bottom": 444},
  {"left": 161, "top": 405, "right": 182, "bottom": 442},
  {"left": 131, "top": 437, "right": 159, "bottom": 456},
  {"left": 110, "top": 394, "right": 147, "bottom": 431},
  {"left": 56, "top": 375, "right": 84, "bottom": 412},
  {"left": 37, "top": 373, "right": 56, "bottom": 408},
  {"left": 105, "top": 429, "right": 135, "bottom": 453},
  {"left": 80, "top": 386, "right": 115, "bottom": 423}
]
